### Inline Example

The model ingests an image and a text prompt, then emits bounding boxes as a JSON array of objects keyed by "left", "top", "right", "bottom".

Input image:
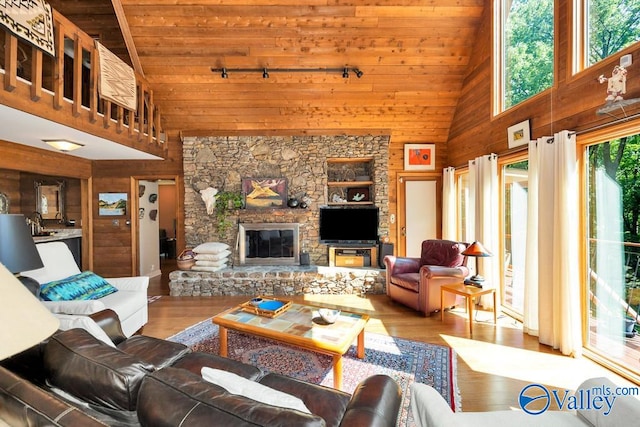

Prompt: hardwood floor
[{"left": 145, "top": 258, "right": 634, "bottom": 413}]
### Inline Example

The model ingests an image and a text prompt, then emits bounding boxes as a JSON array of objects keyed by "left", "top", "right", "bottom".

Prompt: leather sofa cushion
[
  {"left": 420, "top": 240, "right": 465, "bottom": 268},
  {"left": 137, "top": 367, "right": 326, "bottom": 427},
  {"left": 390, "top": 272, "right": 420, "bottom": 292},
  {"left": 44, "top": 329, "right": 152, "bottom": 411},
  {"left": 172, "top": 351, "right": 264, "bottom": 381},
  {"left": 117, "top": 335, "right": 190, "bottom": 370}
]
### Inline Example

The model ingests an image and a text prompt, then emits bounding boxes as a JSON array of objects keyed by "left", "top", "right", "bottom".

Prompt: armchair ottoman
[{"left": 384, "top": 239, "right": 469, "bottom": 316}]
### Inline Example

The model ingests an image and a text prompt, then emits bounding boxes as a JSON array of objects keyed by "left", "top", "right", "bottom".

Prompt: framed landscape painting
[
  {"left": 98, "top": 192, "right": 127, "bottom": 216},
  {"left": 404, "top": 144, "right": 435, "bottom": 171},
  {"left": 242, "top": 178, "right": 287, "bottom": 209}
]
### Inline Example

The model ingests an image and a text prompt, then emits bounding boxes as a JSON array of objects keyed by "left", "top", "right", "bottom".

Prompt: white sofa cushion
[{"left": 53, "top": 313, "right": 115, "bottom": 347}]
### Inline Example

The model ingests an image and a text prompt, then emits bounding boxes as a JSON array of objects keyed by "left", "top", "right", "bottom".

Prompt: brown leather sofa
[
  {"left": 384, "top": 239, "right": 469, "bottom": 316},
  {"left": 0, "top": 310, "right": 401, "bottom": 426}
]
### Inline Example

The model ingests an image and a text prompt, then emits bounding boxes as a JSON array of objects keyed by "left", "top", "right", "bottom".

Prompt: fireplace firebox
[{"left": 239, "top": 223, "right": 300, "bottom": 265}]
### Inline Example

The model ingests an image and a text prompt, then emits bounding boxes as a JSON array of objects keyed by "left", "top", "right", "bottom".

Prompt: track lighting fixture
[{"left": 211, "top": 67, "right": 364, "bottom": 79}]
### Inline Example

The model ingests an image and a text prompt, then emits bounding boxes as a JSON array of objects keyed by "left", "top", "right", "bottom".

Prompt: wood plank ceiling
[{"left": 49, "top": 0, "right": 485, "bottom": 144}]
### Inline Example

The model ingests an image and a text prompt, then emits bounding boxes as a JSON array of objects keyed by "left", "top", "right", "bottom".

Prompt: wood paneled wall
[{"left": 447, "top": 1, "right": 640, "bottom": 167}]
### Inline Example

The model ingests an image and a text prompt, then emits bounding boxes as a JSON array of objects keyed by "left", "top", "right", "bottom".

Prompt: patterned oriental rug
[{"left": 169, "top": 318, "right": 460, "bottom": 427}]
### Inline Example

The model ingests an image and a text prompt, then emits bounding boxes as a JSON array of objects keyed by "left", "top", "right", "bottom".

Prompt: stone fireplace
[
  {"left": 182, "top": 134, "right": 390, "bottom": 266},
  {"left": 239, "top": 223, "right": 300, "bottom": 266}
]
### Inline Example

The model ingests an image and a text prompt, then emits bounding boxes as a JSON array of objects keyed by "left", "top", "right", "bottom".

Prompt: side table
[{"left": 440, "top": 282, "right": 497, "bottom": 335}]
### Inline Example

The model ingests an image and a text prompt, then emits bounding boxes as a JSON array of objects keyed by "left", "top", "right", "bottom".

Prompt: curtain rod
[{"left": 450, "top": 110, "right": 640, "bottom": 170}]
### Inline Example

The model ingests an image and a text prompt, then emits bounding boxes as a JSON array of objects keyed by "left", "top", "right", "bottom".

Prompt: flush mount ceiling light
[
  {"left": 211, "top": 67, "right": 364, "bottom": 79},
  {"left": 42, "top": 139, "right": 85, "bottom": 152}
]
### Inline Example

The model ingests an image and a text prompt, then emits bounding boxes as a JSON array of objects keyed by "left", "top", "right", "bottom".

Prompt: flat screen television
[{"left": 319, "top": 206, "right": 379, "bottom": 244}]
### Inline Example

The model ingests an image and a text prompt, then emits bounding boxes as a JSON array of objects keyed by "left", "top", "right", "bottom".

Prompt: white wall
[{"left": 139, "top": 180, "right": 161, "bottom": 278}]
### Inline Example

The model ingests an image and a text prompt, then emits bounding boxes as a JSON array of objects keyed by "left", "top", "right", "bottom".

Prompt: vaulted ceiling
[{"left": 48, "top": 0, "right": 485, "bottom": 144}]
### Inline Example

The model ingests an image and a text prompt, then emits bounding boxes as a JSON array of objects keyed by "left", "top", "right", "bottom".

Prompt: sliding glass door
[
  {"left": 502, "top": 160, "right": 528, "bottom": 318},
  {"left": 585, "top": 132, "right": 640, "bottom": 378}
]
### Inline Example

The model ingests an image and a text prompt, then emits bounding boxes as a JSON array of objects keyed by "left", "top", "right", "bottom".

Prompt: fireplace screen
[{"left": 239, "top": 223, "right": 300, "bottom": 265}]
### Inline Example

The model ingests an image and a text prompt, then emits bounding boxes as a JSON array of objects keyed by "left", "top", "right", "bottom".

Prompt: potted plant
[{"left": 214, "top": 190, "right": 243, "bottom": 233}]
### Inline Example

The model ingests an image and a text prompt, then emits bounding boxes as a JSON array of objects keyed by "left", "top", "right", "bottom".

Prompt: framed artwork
[
  {"left": 98, "top": 192, "right": 127, "bottom": 216},
  {"left": 507, "top": 119, "right": 530, "bottom": 149},
  {"left": 404, "top": 144, "right": 435, "bottom": 171},
  {"left": 242, "top": 178, "right": 287, "bottom": 209},
  {"left": 347, "top": 187, "right": 370, "bottom": 202}
]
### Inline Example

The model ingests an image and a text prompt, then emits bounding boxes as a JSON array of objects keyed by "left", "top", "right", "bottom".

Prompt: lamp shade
[
  {"left": 0, "top": 262, "right": 59, "bottom": 360},
  {"left": 461, "top": 241, "right": 493, "bottom": 257},
  {"left": 0, "top": 214, "right": 44, "bottom": 273}
]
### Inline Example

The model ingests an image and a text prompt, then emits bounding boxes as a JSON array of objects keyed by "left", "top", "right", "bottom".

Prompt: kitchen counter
[{"left": 32, "top": 228, "right": 82, "bottom": 243}]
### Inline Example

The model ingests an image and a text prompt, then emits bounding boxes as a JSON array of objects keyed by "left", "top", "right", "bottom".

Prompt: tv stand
[{"left": 328, "top": 245, "right": 378, "bottom": 268}]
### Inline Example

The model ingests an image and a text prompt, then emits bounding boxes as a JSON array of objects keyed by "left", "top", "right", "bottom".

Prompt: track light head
[
  {"left": 354, "top": 68, "right": 363, "bottom": 78},
  {"left": 342, "top": 68, "right": 349, "bottom": 78},
  {"left": 221, "top": 68, "right": 228, "bottom": 78},
  {"left": 263, "top": 68, "right": 269, "bottom": 79}
]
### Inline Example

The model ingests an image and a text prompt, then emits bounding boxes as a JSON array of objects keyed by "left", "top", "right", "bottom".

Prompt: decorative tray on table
[{"left": 239, "top": 297, "right": 292, "bottom": 318}]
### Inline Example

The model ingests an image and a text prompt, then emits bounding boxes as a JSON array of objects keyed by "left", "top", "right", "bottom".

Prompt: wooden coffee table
[{"left": 212, "top": 302, "right": 369, "bottom": 390}]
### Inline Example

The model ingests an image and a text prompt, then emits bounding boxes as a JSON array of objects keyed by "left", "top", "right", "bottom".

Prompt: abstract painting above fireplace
[{"left": 239, "top": 223, "right": 300, "bottom": 266}]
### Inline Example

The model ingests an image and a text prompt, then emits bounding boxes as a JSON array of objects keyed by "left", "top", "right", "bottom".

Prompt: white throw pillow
[
  {"left": 191, "top": 265, "right": 226, "bottom": 272},
  {"left": 195, "top": 250, "right": 231, "bottom": 261},
  {"left": 193, "top": 242, "right": 230, "bottom": 254},
  {"left": 195, "top": 259, "right": 228, "bottom": 267},
  {"left": 201, "top": 367, "right": 311, "bottom": 414}
]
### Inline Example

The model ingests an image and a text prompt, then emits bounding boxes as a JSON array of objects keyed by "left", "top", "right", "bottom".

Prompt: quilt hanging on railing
[
  {"left": 0, "top": 0, "right": 55, "bottom": 56},
  {"left": 96, "top": 41, "right": 137, "bottom": 111}
]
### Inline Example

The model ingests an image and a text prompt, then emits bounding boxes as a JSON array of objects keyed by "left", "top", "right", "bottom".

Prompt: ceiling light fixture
[
  {"left": 42, "top": 139, "right": 85, "bottom": 152},
  {"left": 211, "top": 67, "right": 364, "bottom": 79}
]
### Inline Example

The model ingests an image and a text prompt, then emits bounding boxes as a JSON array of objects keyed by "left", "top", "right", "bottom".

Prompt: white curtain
[
  {"left": 442, "top": 167, "right": 456, "bottom": 240},
  {"left": 524, "top": 130, "right": 581, "bottom": 357},
  {"left": 468, "top": 154, "right": 499, "bottom": 309}
]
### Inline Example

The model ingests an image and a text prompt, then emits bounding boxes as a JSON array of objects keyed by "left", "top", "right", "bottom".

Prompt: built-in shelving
[{"left": 327, "top": 157, "right": 374, "bottom": 205}]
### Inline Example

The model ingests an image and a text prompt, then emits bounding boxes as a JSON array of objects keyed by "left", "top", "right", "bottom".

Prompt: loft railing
[{"left": 0, "top": 9, "right": 166, "bottom": 156}]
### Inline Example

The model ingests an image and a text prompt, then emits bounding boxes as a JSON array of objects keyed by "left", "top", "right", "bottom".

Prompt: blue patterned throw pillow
[{"left": 40, "top": 271, "right": 118, "bottom": 301}]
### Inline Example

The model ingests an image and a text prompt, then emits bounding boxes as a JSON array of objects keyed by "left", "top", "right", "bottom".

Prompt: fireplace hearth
[{"left": 239, "top": 223, "right": 300, "bottom": 265}]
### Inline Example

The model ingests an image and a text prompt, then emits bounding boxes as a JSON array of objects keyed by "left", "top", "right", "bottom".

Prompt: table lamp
[
  {"left": 0, "top": 214, "right": 44, "bottom": 297},
  {"left": 462, "top": 241, "right": 493, "bottom": 287},
  {"left": 0, "top": 261, "right": 59, "bottom": 360}
]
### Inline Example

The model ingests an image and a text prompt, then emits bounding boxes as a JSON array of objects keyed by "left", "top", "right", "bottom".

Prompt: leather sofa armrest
[
  {"left": 90, "top": 309, "right": 127, "bottom": 345},
  {"left": 420, "top": 265, "right": 468, "bottom": 279},
  {"left": 339, "top": 374, "right": 401, "bottom": 427},
  {"left": 385, "top": 256, "right": 421, "bottom": 275}
]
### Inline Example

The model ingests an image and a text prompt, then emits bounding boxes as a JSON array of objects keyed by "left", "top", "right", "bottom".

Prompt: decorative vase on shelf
[{"left": 287, "top": 197, "right": 299, "bottom": 208}]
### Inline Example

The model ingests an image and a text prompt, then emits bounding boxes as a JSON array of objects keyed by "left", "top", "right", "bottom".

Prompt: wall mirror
[{"left": 35, "top": 180, "right": 65, "bottom": 220}]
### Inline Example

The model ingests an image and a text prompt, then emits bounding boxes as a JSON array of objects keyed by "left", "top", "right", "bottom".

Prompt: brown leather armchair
[{"left": 384, "top": 239, "right": 469, "bottom": 316}]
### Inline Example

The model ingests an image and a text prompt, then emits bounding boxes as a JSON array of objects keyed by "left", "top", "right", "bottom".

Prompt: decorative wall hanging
[
  {"left": 507, "top": 120, "right": 530, "bottom": 149},
  {"left": 138, "top": 207, "right": 145, "bottom": 219},
  {"left": 149, "top": 209, "right": 158, "bottom": 221},
  {"left": 0, "top": 0, "right": 55, "bottom": 56},
  {"left": 139, "top": 185, "right": 146, "bottom": 197},
  {"left": 0, "top": 192, "right": 8, "bottom": 214},
  {"left": 242, "top": 178, "right": 287, "bottom": 209},
  {"left": 98, "top": 193, "right": 127, "bottom": 216},
  {"left": 96, "top": 41, "right": 137, "bottom": 111},
  {"left": 148, "top": 193, "right": 158, "bottom": 203},
  {"left": 404, "top": 144, "right": 435, "bottom": 171}
]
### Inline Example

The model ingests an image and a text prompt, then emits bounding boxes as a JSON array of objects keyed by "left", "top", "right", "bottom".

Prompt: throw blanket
[
  {"left": 96, "top": 41, "right": 137, "bottom": 111},
  {"left": 0, "top": 0, "right": 55, "bottom": 56}
]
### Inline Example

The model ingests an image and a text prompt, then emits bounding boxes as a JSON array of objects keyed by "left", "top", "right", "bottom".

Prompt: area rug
[{"left": 169, "top": 318, "right": 460, "bottom": 427}]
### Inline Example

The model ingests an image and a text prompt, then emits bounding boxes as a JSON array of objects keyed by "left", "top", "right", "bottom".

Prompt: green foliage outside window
[{"left": 587, "top": 0, "right": 640, "bottom": 66}]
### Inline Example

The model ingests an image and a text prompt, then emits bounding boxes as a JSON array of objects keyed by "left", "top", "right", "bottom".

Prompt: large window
[
  {"left": 585, "top": 131, "right": 640, "bottom": 378},
  {"left": 574, "top": 0, "right": 640, "bottom": 72},
  {"left": 495, "top": 0, "right": 554, "bottom": 113}
]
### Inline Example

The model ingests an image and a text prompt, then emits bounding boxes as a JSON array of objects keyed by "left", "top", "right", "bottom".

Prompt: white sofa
[
  {"left": 411, "top": 377, "right": 639, "bottom": 427},
  {"left": 21, "top": 241, "right": 148, "bottom": 337}
]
